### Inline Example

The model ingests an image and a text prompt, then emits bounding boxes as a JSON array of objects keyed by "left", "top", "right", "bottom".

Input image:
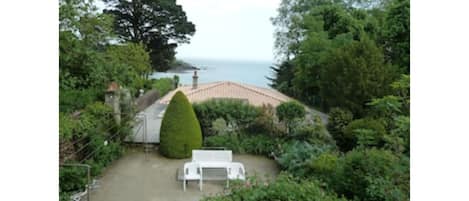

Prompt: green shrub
[
  {"left": 291, "top": 119, "right": 335, "bottom": 146},
  {"left": 276, "top": 101, "right": 306, "bottom": 134},
  {"left": 86, "top": 134, "right": 124, "bottom": 175},
  {"left": 59, "top": 88, "right": 102, "bottom": 113},
  {"left": 204, "top": 134, "right": 282, "bottom": 156},
  {"left": 59, "top": 191, "right": 72, "bottom": 201},
  {"left": 388, "top": 115, "right": 410, "bottom": 155},
  {"left": 160, "top": 91, "right": 202, "bottom": 158},
  {"left": 247, "top": 104, "right": 279, "bottom": 136},
  {"left": 59, "top": 166, "right": 87, "bottom": 193},
  {"left": 276, "top": 141, "right": 333, "bottom": 177},
  {"left": 204, "top": 135, "right": 241, "bottom": 152},
  {"left": 69, "top": 130, "right": 124, "bottom": 177},
  {"left": 306, "top": 152, "right": 339, "bottom": 184},
  {"left": 152, "top": 78, "right": 174, "bottom": 96},
  {"left": 202, "top": 173, "right": 346, "bottom": 201},
  {"left": 79, "top": 102, "right": 115, "bottom": 134},
  {"left": 59, "top": 112, "right": 77, "bottom": 140},
  {"left": 333, "top": 148, "right": 409, "bottom": 201},
  {"left": 341, "top": 118, "right": 386, "bottom": 152},
  {"left": 239, "top": 134, "right": 282, "bottom": 155},
  {"left": 193, "top": 99, "right": 261, "bottom": 136},
  {"left": 327, "top": 108, "right": 353, "bottom": 149},
  {"left": 367, "top": 95, "right": 403, "bottom": 122},
  {"left": 211, "top": 118, "right": 230, "bottom": 135},
  {"left": 60, "top": 101, "right": 126, "bottom": 197}
]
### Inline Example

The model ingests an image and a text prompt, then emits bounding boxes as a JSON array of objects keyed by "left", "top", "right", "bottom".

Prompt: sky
[{"left": 175, "top": 0, "right": 281, "bottom": 62}]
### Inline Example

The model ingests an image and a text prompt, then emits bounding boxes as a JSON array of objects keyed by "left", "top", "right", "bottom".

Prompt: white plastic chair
[
  {"left": 183, "top": 162, "right": 202, "bottom": 191},
  {"left": 226, "top": 162, "right": 245, "bottom": 187}
]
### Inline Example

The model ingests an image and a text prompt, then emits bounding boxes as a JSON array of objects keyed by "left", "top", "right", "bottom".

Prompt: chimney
[{"left": 192, "top": 70, "right": 198, "bottom": 89}]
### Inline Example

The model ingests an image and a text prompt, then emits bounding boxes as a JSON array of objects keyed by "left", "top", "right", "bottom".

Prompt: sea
[{"left": 150, "top": 58, "right": 275, "bottom": 88}]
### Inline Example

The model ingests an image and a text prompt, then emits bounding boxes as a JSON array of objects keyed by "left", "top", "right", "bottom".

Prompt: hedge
[
  {"left": 159, "top": 91, "right": 202, "bottom": 158},
  {"left": 193, "top": 99, "right": 261, "bottom": 136}
]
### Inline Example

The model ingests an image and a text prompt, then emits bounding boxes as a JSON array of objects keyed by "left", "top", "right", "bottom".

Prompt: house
[
  {"left": 159, "top": 72, "right": 292, "bottom": 107},
  {"left": 131, "top": 71, "right": 327, "bottom": 144}
]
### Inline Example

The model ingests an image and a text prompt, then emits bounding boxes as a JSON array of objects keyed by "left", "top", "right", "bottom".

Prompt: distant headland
[{"left": 167, "top": 59, "right": 200, "bottom": 73}]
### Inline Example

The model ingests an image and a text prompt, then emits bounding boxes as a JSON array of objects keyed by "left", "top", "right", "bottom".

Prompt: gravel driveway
[{"left": 89, "top": 148, "right": 279, "bottom": 201}]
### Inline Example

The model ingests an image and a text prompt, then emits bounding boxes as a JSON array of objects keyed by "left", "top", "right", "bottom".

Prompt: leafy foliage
[
  {"left": 246, "top": 104, "right": 280, "bottom": 136},
  {"left": 204, "top": 134, "right": 283, "bottom": 156},
  {"left": 202, "top": 173, "right": 346, "bottom": 201},
  {"left": 59, "top": 88, "right": 102, "bottom": 113},
  {"left": 59, "top": 102, "right": 116, "bottom": 142},
  {"left": 60, "top": 0, "right": 187, "bottom": 198},
  {"left": 59, "top": 112, "right": 77, "bottom": 140},
  {"left": 151, "top": 78, "right": 174, "bottom": 97},
  {"left": 367, "top": 95, "right": 403, "bottom": 119},
  {"left": 318, "top": 38, "right": 398, "bottom": 116},
  {"left": 385, "top": 115, "right": 409, "bottom": 154},
  {"left": 59, "top": 0, "right": 116, "bottom": 90},
  {"left": 103, "top": 0, "right": 195, "bottom": 71},
  {"left": 276, "top": 101, "right": 306, "bottom": 134},
  {"left": 333, "top": 148, "right": 409, "bottom": 201},
  {"left": 84, "top": 135, "right": 124, "bottom": 176},
  {"left": 159, "top": 91, "right": 202, "bottom": 158},
  {"left": 382, "top": 0, "right": 410, "bottom": 73},
  {"left": 390, "top": 74, "right": 410, "bottom": 114},
  {"left": 327, "top": 108, "right": 354, "bottom": 147},
  {"left": 193, "top": 99, "right": 261, "bottom": 136},
  {"left": 342, "top": 118, "right": 387, "bottom": 152},
  {"left": 270, "top": 0, "right": 408, "bottom": 116},
  {"left": 268, "top": 61, "right": 296, "bottom": 95},
  {"left": 291, "top": 118, "right": 335, "bottom": 146},
  {"left": 306, "top": 152, "right": 340, "bottom": 184},
  {"left": 81, "top": 102, "right": 115, "bottom": 131},
  {"left": 276, "top": 141, "right": 334, "bottom": 178},
  {"left": 104, "top": 42, "right": 152, "bottom": 79},
  {"left": 59, "top": 101, "right": 129, "bottom": 196},
  {"left": 211, "top": 118, "right": 229, "bottom": 136},
  {"left": 59, "top": 166, "right": 88, "bottom": 193}
]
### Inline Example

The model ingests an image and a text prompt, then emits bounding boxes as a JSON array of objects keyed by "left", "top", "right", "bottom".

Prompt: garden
[
  {"left": 193, "top": 75, "right": 410, "bottom": 201},
  {"left": 59, "top": 71, "right": 409, "bottom": 200},
  {"left": 58, "top": 0, "right": 410, "bottom": 200}
]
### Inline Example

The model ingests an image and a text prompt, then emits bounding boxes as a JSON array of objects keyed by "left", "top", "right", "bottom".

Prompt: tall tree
[
  {"left": 319, "top": 38, "right": 398, "bottom": 116},
  {"left": 268, "top": 60, "right": 296, "bottom": 96},
  {"left": 271, "top": 0, "right": 389, "bottom": 60},
  {"left": 59, "top": 0, "right": 116, "bottom": 90},
  {"left": 103, "top": 0, "right": 196, "bottom": 71},
  {"left": 382, "top": 0, "right": 410, "bottom": 73},
  {"left": 271, "top": 0, "right": 338, "bottom": 60},
  {"left": 105, "top": 42, "right": 152, "bottom": 79}
]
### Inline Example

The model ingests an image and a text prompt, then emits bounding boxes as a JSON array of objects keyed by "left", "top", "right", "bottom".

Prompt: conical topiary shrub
[{"left": 159, "top": 91, "right": 202, "bottom": 158}]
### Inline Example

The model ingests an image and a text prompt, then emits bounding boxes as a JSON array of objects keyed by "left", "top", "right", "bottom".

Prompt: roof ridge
[
  {"left": 185, "top": 81, "right": 225, "bottom": 96},
  {"left": 226, "top": 81, "right": 286, "bottom": 103}
]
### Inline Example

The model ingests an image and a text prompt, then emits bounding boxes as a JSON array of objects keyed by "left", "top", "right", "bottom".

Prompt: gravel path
[{"left": 89, "top": 149, "right": 279, "bottom": 201}]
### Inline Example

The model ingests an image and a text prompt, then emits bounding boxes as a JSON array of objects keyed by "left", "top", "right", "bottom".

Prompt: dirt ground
[{"left": 89, "top": 148, "right": 279, "bottom": 201}]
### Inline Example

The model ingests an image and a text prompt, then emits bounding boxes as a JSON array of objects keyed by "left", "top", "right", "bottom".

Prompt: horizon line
[{"left": 176, "top": 56, "right": 275, "bottom": 63}]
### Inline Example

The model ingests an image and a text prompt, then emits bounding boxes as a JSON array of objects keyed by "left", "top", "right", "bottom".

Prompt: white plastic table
[{"left": 198, "top": 162, "right": 231, "bottom": 191}]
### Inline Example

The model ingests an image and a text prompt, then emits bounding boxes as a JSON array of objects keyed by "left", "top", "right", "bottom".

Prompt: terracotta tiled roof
[{"left": 159, "top": 81, "right": 292, "bottom": 107}]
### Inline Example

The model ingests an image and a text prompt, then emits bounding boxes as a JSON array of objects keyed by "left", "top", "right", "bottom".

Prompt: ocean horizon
[{"left": 150, "top": 58, "right": 275, "bottom": 88}]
